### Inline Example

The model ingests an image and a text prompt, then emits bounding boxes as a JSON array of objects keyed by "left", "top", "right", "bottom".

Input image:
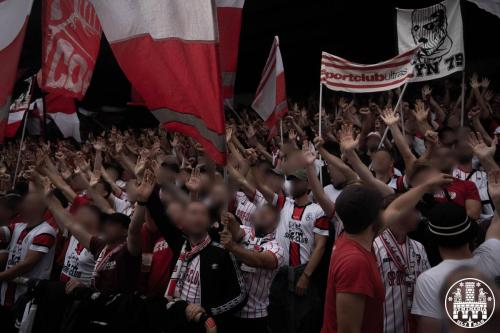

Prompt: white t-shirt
[
  {"left": 61, "top": 235, "right": 96, "bottom": 286},
  {"left": 411, "top": 239, "right": 500, "bottom": 319},
  {"left": 0, "top": 222, "right": 57, "bottom": 306},
  {"left": 111, "top": 195, "right": 132, "bottom": 216}
]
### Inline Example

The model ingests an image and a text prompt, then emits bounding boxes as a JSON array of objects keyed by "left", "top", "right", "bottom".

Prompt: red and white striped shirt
[
  {"left": 236, "top": 226, "right": 284, "bottom": 319},
  {"left": 273, "top": 194, "right": 329, "bottom": 266},
  {"left": 373, "top": 232, "right": 429, "bottom": 333},
  {"left": 178, "top": 256, "right": 201, "bottom": 305},
  {"left": 234, "top": 190, "right": 266, "bottom": 226}
]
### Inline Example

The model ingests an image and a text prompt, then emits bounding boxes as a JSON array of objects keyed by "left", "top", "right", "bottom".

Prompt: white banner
[
  {"left": 397, "top": 0, "right": 464, "bottom": 82},
  {"left": 320, "top": 46, "right": 419, "bottom": 93}
]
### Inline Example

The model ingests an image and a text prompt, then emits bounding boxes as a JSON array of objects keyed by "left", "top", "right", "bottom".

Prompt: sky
[{"left": 17, "top": 0, "right": 500, "bottom": 110}]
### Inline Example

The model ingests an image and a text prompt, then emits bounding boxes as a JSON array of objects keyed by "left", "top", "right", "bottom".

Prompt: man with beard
[{"left": 257, "top": 164, "right": 328, "bottom": 333}]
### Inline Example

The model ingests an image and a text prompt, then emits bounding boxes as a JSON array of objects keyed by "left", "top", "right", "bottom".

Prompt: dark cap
[
  {"left": 427, "top": 203, "right": 478, "bottom": 247},
  {"left": 335, "top": 184, "right": 383, "bottom": 234},
  {"left": 286, "top": 169, "right": 308, "bottom": 181}
]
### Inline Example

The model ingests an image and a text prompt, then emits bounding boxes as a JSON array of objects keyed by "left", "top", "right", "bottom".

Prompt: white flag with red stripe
[
  {"left": 6, "top": 76, "right": 34, "bottom": 138},
  {"left": 251, "top": 36, "right": 288, "bottom": 129},
  {"left": 0, "top": 0, "right": 34, "bottom": 143},
  {"left": 320, "top": 46, "right": 420, "bottom": 93},
  {"left": 41, "top": 0, "right": 102, "bottom": 100},
  {"left": 216, "top": 0, "right": 245, "bottom": 108},
  {"left": 91, "top": 0, "right": 226, "bottom": 165}
]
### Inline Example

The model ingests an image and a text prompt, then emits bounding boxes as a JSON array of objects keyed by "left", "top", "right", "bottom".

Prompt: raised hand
[
  {"left": 380, "top": 106, "right": 400, "bottom": 126},
  {"left": 301, "top": 141, "right": 317, "bottom": 166},
  {"left": 423, "top": 173, "right": 454, "bottom": 192},
  {"left": 413, "top": 100, "right": 429, "bottom": 123},
  {"left": 92, "top": 136, "right": 105, "bottom": 152},
  {"left": 313, "top": 136, "right": 324, "bottom": 150},
  {"left": 225, "top": 126, "right": 233, "bottom": 143},
  {"left": 338, "top": 123, "right": 359, "bottom": 153},
  {"left": 487, "top": 169, "right": 500, "bottom": 208},
  {"left": 244, "top": 124, "right": 256, "bottom": 139},
  {"left": 289, "top": 128, "right": 297, "bottom": 142},
  {"left": 185, "top": 167, "right": 202, "bottom": 193},
  {"left": 424, "top": 130, "right": 439, "bottom": 146},
  {"left": 467, "top": 132, "right": 497, "bottom": 160},
  {"left": 468, "top": 106, "right": 481, "bottom": 119},
  {"left": 481, "top": 77, "right": 490, "bottom": 89},
  {"left": 470, "top": 73, "right": 480, "bottom": 89},
  {"left": 136, "top": 169, "right": 156, "bottom": 202}
]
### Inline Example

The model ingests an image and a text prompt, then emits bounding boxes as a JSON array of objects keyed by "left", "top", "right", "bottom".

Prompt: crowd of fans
[{"left": 1, "top": 74, "right": 500, "bottom": 333}]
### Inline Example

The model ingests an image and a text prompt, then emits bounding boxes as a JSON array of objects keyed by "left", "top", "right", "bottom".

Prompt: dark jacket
[{"left": 146, "top": 188, "right": 247, "bottom": 318}]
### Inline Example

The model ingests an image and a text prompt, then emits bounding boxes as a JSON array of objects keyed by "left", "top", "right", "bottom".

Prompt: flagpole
[
  {"left": 280, "top": 119, "right": 284, "bottom": 147},
  {"left": 377, "top": 82, "right": 409, "bottom": 150},
  {"left": 12, "top": 110, "right": 30, "bottom": 189},
  {"left": 318, "top": 81, "right": 323, "bottom": 185},
  {"left": 460, "top": 71, "right": 465, "bottom": 127}
]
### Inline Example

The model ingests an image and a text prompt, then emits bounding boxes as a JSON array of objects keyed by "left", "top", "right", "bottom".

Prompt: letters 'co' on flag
[
  {"left": 252, "top": 36, "right": 288, "bottom": 129},
  {"left": 320, "top": 46, "right": 420, "bottom": 93},
  {"left": 397, "top": 0, "right": 464, "bottom": 82},
  {"left": 0, "top": 0, "right": 34, "bottom": 143},
  {"left": 91, "top": 0, "right": 226, "bottom": 165},
  {"left": 216, "top": 0, "right": 245, "bottom": 108},
  {"left": 41, "top": 0, "right": 102, "bottom": 100}
]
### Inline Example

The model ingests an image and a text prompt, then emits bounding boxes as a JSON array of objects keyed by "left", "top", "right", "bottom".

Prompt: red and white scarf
[
  {"left": 380, "top": 229, "right": 417, "bottom": 310},
  {"left": 92, "top": 242, "right": 126, "bottom": 286},
  {"left": 165, "top": 235, "right": 211, "bottom": 300}
]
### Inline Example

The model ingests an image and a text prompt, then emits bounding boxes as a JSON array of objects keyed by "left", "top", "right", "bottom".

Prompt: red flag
[
  {"left": 216, "top": 0, "right": 245, "bottom": 108},
  {"left": 6, "top": 77, "right": 34, "bottom": 138},
  {"left": 45, "top": 94, "right": 81, "bottom": 142},
  {"left": 251, "top": 36, "right": 288, "bottom": 129},
  {"left": 0, "top": 0, "right": 34, "bottom": 143},
  {"left": 41, "top": 0, "right": 101, "bottom": 100},
  {"left": 92, "top": 0, "right": 226, "bottom": 165}
]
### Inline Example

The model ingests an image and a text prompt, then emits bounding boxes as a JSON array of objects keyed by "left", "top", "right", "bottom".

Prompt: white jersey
[
  {"left": 453, "top": 167, "right": 493, "bottom": 219},
  {"left": 373, "top": 231, "right": 429, "bottom": 333},
  {"left": 0, "top": 222, "right": 57, "bottom": 307},
  {"left": 273, "top": 194, "right": 329, "bottom": 266},
  {"left": 61, "top": 235, "right": 96, "bottom": 286},
  {"left": 234, "top": 190, "right": 266, "bottom": 226},
  {"left": 236, "top": 226, "right": 284, "bottom": 319},
  {"left": 323, "top": 185, "right": 344, "bottom": 239},
  {"left": 179, "top": 255, "right": 201, "bottom": 305}
]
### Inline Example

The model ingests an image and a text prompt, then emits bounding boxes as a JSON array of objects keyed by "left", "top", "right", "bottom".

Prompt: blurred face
[
  {"left": 329, "top": 165, "right": 347, "bottom": 189},
  {"left": 166, "top": 201, "right": 185, "bottom": 228},
  {"left": 183, "top": 202, "right": 210, "bottom": 237},
  {"left": 103, "top": 222, "right": 128, "bottom": 243},
  {"left": 432, "top": 147, "right": 456, "bottom": 173},
  {"left": 440, "top": 131, "right": 456, "bottom": 147},
  {"left": 20, "top": 192, "right": 46, "bottom": 222},
  {"left": 94, "top": 182, "right": 110, "bottom": 198},
  {"left": 0, "top": 205, "right": 13, "bottom": 225},
  {"left": 253, "top": 205, "right": 279, "bottom": 234},
  {"left": 399, "top": 208, "right": 420, "bottom": 232},
  {"left": 290, "top": 179, "right": 308, "bottom": 198},
  {"left": 410, "top": 167, "right": 440, "bottom": 188},
  {"left": 372, "top": 150, "right": 393, "bottom": 174},
  {"left": 157, "top": 167, "right": 176, "bottom": 184},
  {"left": 209, "top": 184, "right": 226, "bottom": 208},
  {"left": 455, "top": 141, "right": 473, "bottom": 164},
  {"left": 106, "top": 168, "right": 119, "bottom": 181},
  {"left": 366, "top": 136, "right": 381, "bottom": 152},
  {"left": 74, "top": 206, "right": 100, "bottom": 234},
  {"left": 266, "top": 174, "right": 284, "bottom": 193},
  {"left": 70, "top": 176, "right": 87, "bottom": 192}
]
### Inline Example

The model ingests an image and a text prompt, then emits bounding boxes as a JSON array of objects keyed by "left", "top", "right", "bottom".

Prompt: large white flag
[
  {"left": 321, "top": 47, "right": 420, "bottom": 93},
  {"left": 397, "top": 0, "right": 464, "bottom": 82},
  {"left": 466, "top": 0, "right": 500, "bottom": 19}
]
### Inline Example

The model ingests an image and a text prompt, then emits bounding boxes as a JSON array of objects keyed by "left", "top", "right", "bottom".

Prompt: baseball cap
[
  {"left": 286, "top": 169, "right": 308, "bottom": 181},
  {"left": 426, "top": 203, "right": 478, "bottom": 248},
  {"left": 335, "top": 184, "right": 383, "bottom": 234},
  {"left": 367, "top": 131, "right": 382, "bottom": 140}
]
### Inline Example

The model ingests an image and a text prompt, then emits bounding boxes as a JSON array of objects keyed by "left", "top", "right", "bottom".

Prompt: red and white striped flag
[
  {"left": 251, "top": 36, "right": 288, "bottom": 129},
  {"left": 216, "top": 0, "right": 245, "bottom": 108},
  {"left": 0, "top": 0, "right": 34, "bottom": 143},
  {"left": 91, "top": 0, "right": 227, "bottom": 165},
  {"left": 41, "top": 0, "right": 102, "bottom": 100},
  {"left": 320, "top": 46, "right": 420, "bottom": 93},
  {"left": 6, "top": 76, "right": 34, "bottom": 138}
]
